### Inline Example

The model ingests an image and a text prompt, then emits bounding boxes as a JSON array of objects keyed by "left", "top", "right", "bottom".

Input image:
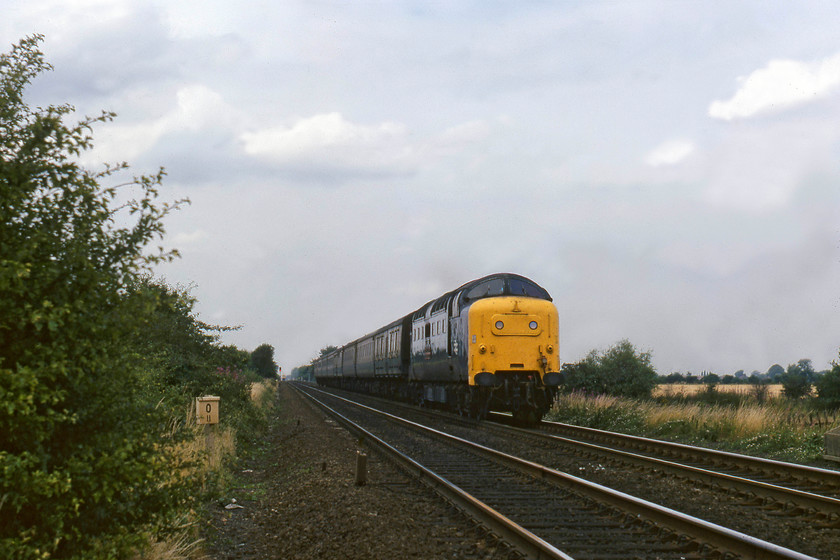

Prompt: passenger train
[{"left": 312, "top": 273, "right": 561, "bottom": 425}]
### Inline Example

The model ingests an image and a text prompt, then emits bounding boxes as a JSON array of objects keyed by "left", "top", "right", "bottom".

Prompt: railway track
[
  {"left": 531, "top": 418, "right": 840, "bottom": 498},
  {"left": 309, "top": 385, "right": 839, "bottom": 557},
  {"left": 292, "top": 383, "right": 820, "bottom": 560},
  {"left": 514, "top": 417, "right": 840, "bottom": 521}
]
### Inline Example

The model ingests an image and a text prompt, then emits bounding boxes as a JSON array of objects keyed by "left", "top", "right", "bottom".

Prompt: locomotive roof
[{"left": 411, "top": 273, "right": 552, "bottom": 321}]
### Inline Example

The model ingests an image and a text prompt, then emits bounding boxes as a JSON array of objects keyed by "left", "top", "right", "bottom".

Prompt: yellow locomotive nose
[{"left": 467, "top": 296, "right": 559, "bottom": 386}]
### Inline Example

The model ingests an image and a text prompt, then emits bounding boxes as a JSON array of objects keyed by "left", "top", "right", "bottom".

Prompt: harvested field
[{"left": 654, "top": 383, "right": 785, "bottom": 398}]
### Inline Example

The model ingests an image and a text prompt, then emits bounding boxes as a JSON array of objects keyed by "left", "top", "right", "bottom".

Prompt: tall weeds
[
  {"left": 547, "top": 391, "right": 829, "bottom": 462},
  {"left": 137, "top": 380, "right": 277, "bottom": 560}
]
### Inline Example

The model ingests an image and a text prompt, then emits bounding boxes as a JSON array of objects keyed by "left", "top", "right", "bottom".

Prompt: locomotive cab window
[
  {"left": 508, "top": 277, "right": 551, "bottom": 300},
  {"left": 464, "top": 278, "right": 505, "bottom": 302}
]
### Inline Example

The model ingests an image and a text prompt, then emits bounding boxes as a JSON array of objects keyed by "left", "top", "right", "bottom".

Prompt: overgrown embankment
[
  {"left": 546, "top": 391, "right": 831, "bottom": 463},
  {"left": 0, "top": 36, "right": 278, "bottom": 559}
]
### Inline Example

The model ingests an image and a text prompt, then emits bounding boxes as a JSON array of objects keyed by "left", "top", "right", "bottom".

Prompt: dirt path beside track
[{"left": 203, "top": 383, "right": 506, "bottom": 559}]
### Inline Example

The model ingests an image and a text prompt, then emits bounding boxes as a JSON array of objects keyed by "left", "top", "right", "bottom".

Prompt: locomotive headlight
[
  {"left": 529, "top": 321, "right": 538, "bottom": 330},
  {"left": 495, "top": 320, "right": 504, "bottom": 330}
]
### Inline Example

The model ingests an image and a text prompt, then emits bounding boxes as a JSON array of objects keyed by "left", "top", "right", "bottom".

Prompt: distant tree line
[
  {"left": 290, "top": 346, "right": 336, "bottom": 382},
  {"left": 657, "top": 357, "right": 840, "bottom": 408}
]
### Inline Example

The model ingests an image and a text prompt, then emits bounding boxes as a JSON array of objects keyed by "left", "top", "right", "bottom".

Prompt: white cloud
[
  {"left": 437, "top": 120, "right": 492, "bottom": 144},
  {"left": 171, "top": 229, "right": 209, "bottom": 246},
  {"left": 644, "top": 139, "right": 694, "bottom": 166},
  {"left": 709, "top": 53, "right": 840, "bottom": 120},
  {"left": 82, "top": 84, "right": 232, "bottom": 164},
  {"left": 238, "top": 113, "right": 431, "bottom": 180},
  {"left": 701, "top": 117, "right": 839, "bottom": 211},
  {"left": 240, "top": 112, "right": 406, "bottom": 161}
]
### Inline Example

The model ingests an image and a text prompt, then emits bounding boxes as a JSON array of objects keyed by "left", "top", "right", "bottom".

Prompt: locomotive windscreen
[
  {"left": 461, "top": 275, "right": 552, "bottom": 306},
  {"left": 507, "top": 277, "right": 551, "bottom": 300}
]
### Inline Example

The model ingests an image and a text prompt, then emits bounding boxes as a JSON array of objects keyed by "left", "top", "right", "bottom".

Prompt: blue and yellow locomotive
[{"left": 312, "top": 273, "right": 561, "bottom": 424}]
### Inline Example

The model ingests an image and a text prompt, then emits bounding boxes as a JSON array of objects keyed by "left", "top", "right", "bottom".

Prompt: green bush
[
  {"left": 781, "top": 360, "right": 813, "bottom": 400},
  {"left": 0, "top": 37, "right": 276, "bottom": 558},
  {"left": 561, "top": 339, "right": 658, "bottom": 399},
  {"left": 815, "top": 363, "right": 840, "bottom": 409},
  {"left": 131, "top": 279, "right": 268, "bottom": 448},
  {"left": 0, "top": 36, "right": 189, "bottom": 558}
]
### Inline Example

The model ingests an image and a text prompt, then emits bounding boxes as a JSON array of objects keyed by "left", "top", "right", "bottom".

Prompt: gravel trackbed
[{"left": 204, "top": 383, "right": 510, "bottom": 559}]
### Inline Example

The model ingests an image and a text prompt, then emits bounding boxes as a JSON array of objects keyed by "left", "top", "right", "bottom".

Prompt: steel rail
[
  {"left": 291, "top": 384, "right": 574, "bottom": 560},
  {"left": 301, "top": 385, "right": 818, "bottom": 560},
  {"left": 536, "top": 419, "right": 840, "bottom": 489},
  {"left": 303, "top": 386, "right": 840, "bottom": 516},
  {"left": 487, "top": 422, "right": 840, "bottom": 519}
]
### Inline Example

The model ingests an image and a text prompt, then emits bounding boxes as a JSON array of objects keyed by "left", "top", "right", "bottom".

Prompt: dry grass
[
  {"left": 172, "top": 405, "right": 237, "bottom": 476},
  {"left": 139, "top": 380, "right": 278, "bottom": 560},
  {"left": 133, "top": 528, "right": 204, "bottom": 560},
  {"left": 653, "top": 383, "right": 785, "bottom": 398},
  {"left": 552, "top": 390, "right": 805, "bottom": 440},
  {"left": 250, "top": 379, "right": 277, "bottom": 409}
]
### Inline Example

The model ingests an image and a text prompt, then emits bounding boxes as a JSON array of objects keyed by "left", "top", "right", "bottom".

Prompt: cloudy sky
[{"left": 5, "top": 1, "right": 840, "bottom": 376}]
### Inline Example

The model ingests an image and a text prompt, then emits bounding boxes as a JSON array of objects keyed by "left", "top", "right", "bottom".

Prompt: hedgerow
[{"left": 0, "top": 36, "right": 270, "bottom": 559}]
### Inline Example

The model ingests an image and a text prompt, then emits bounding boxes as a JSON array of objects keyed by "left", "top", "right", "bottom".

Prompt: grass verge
[
  {"left": 133, "top": 379, "right": 277, "bottom": 560},
  {"left": 546, "top": 391, "right": 832, "bottom": 463}
]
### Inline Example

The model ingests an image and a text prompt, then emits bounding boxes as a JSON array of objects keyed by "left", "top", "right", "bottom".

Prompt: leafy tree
[
  {"left": 796, "top": 359, "right": 816, "bottom": 381},
  {"left": 318, "top": 345, "right": 339, "bottom": 358},
  {"left": 292, "top": 364, "right": 314, "bottom": 381},
  {"left": 816, "top": 361, "right": 840, "bottom": 409},
  {"left": 767, "top": 363, "right": 785, "bottom": 380},
  {"left": 780, "top": 361, "right": 812, "bottom": 399},
  {"left": 702, "top": 373, "right": 721, "bottom": 386},
  {"left": 560, "top": 352, "right": 602, "bottom": 394},
  {"left": 132, "top": 278, "right": 255, "bottom": 414},
  {"left": 249, "top": 343, "right": 278, "bottom": 378},
  {"left": 562, "top": 339, "right": 657, "bottom": 399},
  {"left": 0, "top": 36, "right": 186, "bottom": 558}
]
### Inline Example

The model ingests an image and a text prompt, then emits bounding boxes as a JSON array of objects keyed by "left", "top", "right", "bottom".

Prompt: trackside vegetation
[
  {"left": 549, "top": 342, "right": 840, "bottom": 463},
  {"left": 1, "top": 36, "right": 275, "bottom": 559}
]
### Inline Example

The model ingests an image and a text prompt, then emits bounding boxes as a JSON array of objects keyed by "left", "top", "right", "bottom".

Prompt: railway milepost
[{"left": 196, "top": 395, "right": 220, "bottom": 447}]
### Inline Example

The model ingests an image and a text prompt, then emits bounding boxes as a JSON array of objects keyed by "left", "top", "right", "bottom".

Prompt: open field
[{"left": 654, "top": 383, "right": 785, "bottom": 398}]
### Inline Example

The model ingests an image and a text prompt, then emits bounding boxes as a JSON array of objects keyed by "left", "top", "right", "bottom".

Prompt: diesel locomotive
[{"left": 312, "top": 273, "right": 561, "bottom": 425}]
